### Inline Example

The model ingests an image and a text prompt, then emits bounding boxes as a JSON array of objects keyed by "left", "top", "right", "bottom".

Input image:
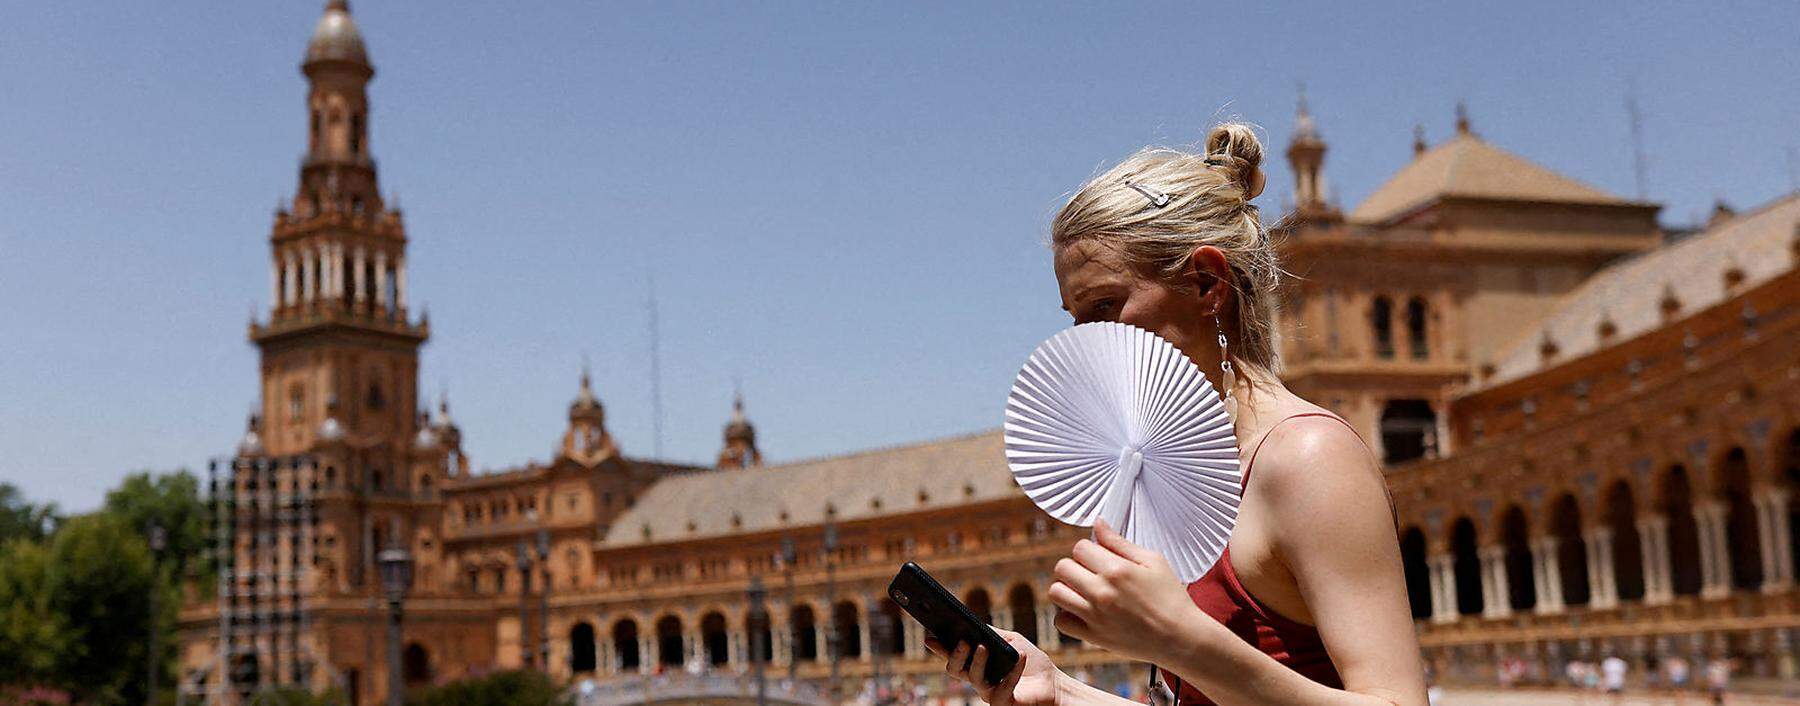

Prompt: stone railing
[{"left": 573, "top": 673, "right": 828, "bottom": 706}]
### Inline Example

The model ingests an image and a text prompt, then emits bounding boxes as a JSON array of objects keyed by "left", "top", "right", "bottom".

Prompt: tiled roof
[
  {"left": 1350, "top": 133, "right": 1632, "bottom": 224},
  {"left": 1482, "top": 193, "right": 1800, "bottom": 387},
  {"left": 601, "top": 431, "right": 1015, "bottom": 546}
]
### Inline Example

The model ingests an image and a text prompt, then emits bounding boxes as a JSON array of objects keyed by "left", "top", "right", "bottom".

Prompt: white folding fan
[{"left": 1003, "top": 321, "right": 1242, "bottom": 583}]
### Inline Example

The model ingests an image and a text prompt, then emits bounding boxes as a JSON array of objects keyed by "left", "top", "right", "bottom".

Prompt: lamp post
[
  {"left": 147, "top": 520, "right": 167, "bottom": 706},
  {"left": 536, "top": 523, "right": 550, "bottom": 672},
  {"left": 516, "top": 539, "right": 534, "bottom": 669},
  {"left": 747, "top": 576, "right": 769, "bottom": 706},
  {"left": 378, "top": 547, "right": 413, "bottom": 706},
  {"left": 779, "top": 537, "right": 797, "bottom": 682},
  {"left": 823, "top": 520, "right": 839, "bottom": 699}
]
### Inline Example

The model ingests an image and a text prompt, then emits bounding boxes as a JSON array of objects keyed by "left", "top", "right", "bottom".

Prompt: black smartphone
[{"left": 887, "top": 561, "right": 1021, "bottom": 685}]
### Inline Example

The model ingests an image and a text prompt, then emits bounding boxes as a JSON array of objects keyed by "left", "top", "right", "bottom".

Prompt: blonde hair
[{"left": 1051, "top": 123, "right": 1283, "bottom": 372}]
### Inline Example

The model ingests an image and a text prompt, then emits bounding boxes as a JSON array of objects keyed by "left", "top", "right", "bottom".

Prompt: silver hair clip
[{"left": 1124, "top": 180, "right": 1172, "bottom": 208}]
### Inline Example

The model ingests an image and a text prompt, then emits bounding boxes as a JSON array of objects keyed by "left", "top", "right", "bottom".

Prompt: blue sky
[{"left": 2, "top": 1, "right": 1796, "bottom": 512}]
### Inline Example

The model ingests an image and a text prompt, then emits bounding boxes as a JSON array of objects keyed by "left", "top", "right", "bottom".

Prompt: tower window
[
  {"left": 367, "top": 380, "right": 385, "bottom": 410},
  {"left": 349, "top": 114, "right": 364, "bottom": 154},
  {"left": 1371, "top": 296, "right": 1395, "bottom": 359},
  {"left": 1406, "top": 296, "right": 1430, "bottom": 359},
  {"left": 288, "top": 386, "right": 305, "bottom": 421}
]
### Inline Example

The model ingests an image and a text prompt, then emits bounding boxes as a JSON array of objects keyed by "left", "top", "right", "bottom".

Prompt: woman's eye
[{"left": 1078, "top": 300, "right": 1118, "bottom": 324}]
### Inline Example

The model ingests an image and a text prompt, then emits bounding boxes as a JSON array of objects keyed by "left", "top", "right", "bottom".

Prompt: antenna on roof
[
  {"left": 1626, "top": 80, "right": 1649, "bottom": 201},
  {"left": 1786, "top": 145, "right": 1798, "bottom": 194},
  {"left": 647, "top": 274, "right": 664, "bottom": 458}
]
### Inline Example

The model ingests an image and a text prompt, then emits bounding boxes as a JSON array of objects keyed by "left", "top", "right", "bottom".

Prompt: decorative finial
[
  {"left": 580, "top": 354, "right": 592, "bottom": 392},
  {"left": 1292, "top": 81, "right": 1319, "bottom": 142},
  {"left": 1455, "top": 102, "right": 1471, "bottom": 135},
  {"left": 326, "top": 0, "right": 350, "bottom": 12},
  {"left": 1413, "top": 124, "right": 1427, "bottom": 156}
]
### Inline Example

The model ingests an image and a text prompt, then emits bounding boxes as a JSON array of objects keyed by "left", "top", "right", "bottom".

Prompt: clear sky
[{"left": 3, "top": 1, "right": 1796, "bottom": 512}]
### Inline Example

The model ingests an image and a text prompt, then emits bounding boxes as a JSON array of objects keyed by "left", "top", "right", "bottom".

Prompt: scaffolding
[{"left": 188, "top": 455, "right": 324, "bottom": 705}]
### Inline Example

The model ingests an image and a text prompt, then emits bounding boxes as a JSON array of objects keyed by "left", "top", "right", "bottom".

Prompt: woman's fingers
[
  {"left": 924, "top": 636, "right": 944, "bottom": 657},
  {"left": 944, "top": 641, "right": 970, "bottom": 681},
  {"left": 1053, "top": 608, "right": 1092, "bottom": 643},
  {"left": 1053, "top": 557, "right": 1106, "bottom": 601},
  {"left": 969, "top": 644, "right": 992, "bottom": 688},
  {"left": 1070, "top": 536, "right": 1129, "bottom": 576},
  {"left": 991, "top": 650, "right": 1026, "bottom": 706},
  {"left": 1094, "top": 518, "right": 1160, "bottom": 566},
  {"left": 1047, "top": 580, "right": 1094, "bottom": 616}
]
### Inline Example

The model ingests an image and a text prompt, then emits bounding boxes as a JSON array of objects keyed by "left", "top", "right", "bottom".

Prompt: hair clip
[{"left": 1124, "top": 180, "right": 1172, "bottom": 208}]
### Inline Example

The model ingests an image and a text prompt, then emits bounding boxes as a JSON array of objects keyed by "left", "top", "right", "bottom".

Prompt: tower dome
[
  {"left": 305, "top": 0, "right": 371, "bottom": 69},
  {"left": 716, "top": 393, "right": 762, "bottom": 469}
]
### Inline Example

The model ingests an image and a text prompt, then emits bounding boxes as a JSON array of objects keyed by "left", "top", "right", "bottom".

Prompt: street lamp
[
  {"left": 536, "top": 522, "right": 550, "bottom": 672},
  {"left": 515, "top": 539, "right": 534, "bottom": 669},
  {"left": 823, "top": 520, "right": 839, "bottom": 698},
  {"left": 147, "top": 520, "right": 167, "bottom": 706},
  {"left": 779, "top": 537, "right": 797, "bottom": 682},
  {"left": 377, "top": 546, "right": 413, "bottom": 706},
  {"left": 747, "top": 576, "right": 769, "bottom": 706}
]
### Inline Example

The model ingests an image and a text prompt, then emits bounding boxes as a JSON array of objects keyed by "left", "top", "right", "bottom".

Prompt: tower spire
[{"left": 1285, "top": 83, "right": 1338, "bottom": 223}]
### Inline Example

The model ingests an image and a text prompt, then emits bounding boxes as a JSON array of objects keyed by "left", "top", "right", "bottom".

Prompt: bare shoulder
[{"left": 1245, "top": 407, "right": 1385, "bottom": 511}]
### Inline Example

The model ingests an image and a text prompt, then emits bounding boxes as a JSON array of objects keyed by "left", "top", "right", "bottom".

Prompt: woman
[{"left": 929, "top": 124, "right": 1427, "bottom": 705}]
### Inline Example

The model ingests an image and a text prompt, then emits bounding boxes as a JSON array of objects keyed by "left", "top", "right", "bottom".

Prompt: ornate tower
[
  {"left": 1285, "top": 89, "right": 1339, "bottom": 222},
  {"left": 716, "top": 393, "right": 762, "bottom": 469},
  {"left": 559, "top": 369, "right": 618, "bottom": 466},
  {"left": 252, "top": 0, "right": 426, "bottom": 459}
]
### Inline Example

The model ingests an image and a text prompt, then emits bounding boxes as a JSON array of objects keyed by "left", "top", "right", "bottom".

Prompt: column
[
  {"left": 283, "top": 253, "right": 298, "bottom": 307},
  {"left": 352, "top": 248, "right": 367, "bottom": 305},
  {"left": 599, "top": 639, "right": 614, "bottom": 676},
  {"left": 326, "top": 244, "right": 341, "bottom": 300},
  {"left": 727, "top": 624, "right": 742, "bottom": 666},
  {"left": 1639, "top": 515, "right": 1672, "bottom": 604},
  {"left": 1759, "top": 489, "right": 1795, "bottom": 590},
  {"left": 269, "top": 259, "right": 280, "bottom": 312},
  {"left": 772, "top": 615, "right": 791, "bottom": 667},
  {"left": 1533, "top": 537, "right": 1565, "bottom": 614},
  {"left": 395, "top": 257, "right": 408, "bottom": 313},
  {"left": 638, "top": 635, "right": 653, "bottom": 674},
  {"left": 301, "top": 248, "right": 315, "bottom": 303},
  {"left": 1037, "top": 605, "right": 1061, "bottom": 649},
  {"left": 1480, "top": 546, "right": 1510, "bottom": 619},
  {"left": 813, "top": 623, "right": 826, "bottom": 663},
  {"left": 1585, "top": 527, "right": 1618, "bottom": 608},
  {"left": 374, "top": 251, "right": 389, "bottom": 310},
  {"left": 1697, "top": 500, "right": 1732, "bottom": 597},
  {"left": 902, "top": 615, "right": 924, "bottom": 659},
  {"left": 858, "top": 607, "right": 872, "bottom": 663},
  {"left": 686, "top": 625, "right": 703, "bottom": 664},
  {"left": 994, "top": 606, "right": 1012, "bottom": 632},
  {"left": 1427, "top": 554, "right": 1457, "bottom": 623}
]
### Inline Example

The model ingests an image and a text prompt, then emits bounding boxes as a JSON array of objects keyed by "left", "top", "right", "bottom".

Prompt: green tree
[
  {"left": 46, "top": 512, "right": 162, "bottom": 706},
  {"left": 104, "top": 470, "right": 212, "bottom": 582},
  {"left": 0, "top": 483, "right": 59, "bottom": 543},
  {"left": 0, "top": 538, "right": 72, "bottom": 687},
  {"left": 407, "top": 670, "right": 569, "bottom": 706}
]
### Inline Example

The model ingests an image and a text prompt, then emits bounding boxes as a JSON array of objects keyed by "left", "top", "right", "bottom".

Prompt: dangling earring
[{"left": 1214, "top": 309, "right": 1237, "bottom": 419}]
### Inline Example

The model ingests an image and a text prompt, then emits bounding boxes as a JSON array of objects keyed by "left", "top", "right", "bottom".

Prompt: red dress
[{"left": 1158, "top": 412, "right": 1352, "bottom": 705}]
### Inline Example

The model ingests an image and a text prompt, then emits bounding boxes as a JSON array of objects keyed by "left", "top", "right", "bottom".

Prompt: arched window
[
  {"left": 1720, "top": 448, "right": 1763, "bottom": 590},
  {"left": 1007, "top": 583, "right": 1039, "bottom": 644},
  {"left": 1371, "top": 296, "right": 1395, "bottom": 359},
  {"left": 1551, "top": 494, "right": 1590, "bottom": 606},
  {"left": 1500, "top": 505, "right": 1536, "bottom": 612},
  {"left": 612, "top": 619, "right": 640, "bottom": 671},
  {"left": 1406, "top": 296, "right": 1429, "bottom": 359},
  {"left": 1451, "top": 517, "right": 1482, "bottom": 616},
  {"left": 789, "top": 605, "right": 818, "bottom": 662},
  {"left": 875, "top": 597, "right": 905, "bottom": 655},
  {"left": 832, "top": 601, "right": 862, "bottom": 659},
  {"left": 568, "top": 622, "right": 597, "bottom": 673},
  {"left": 366, "top": 379, "right": 386, "bottom": 411},
  {"left": 1661, "top": 466, "right": 1703, "bottom": 596},
  {"left": 963, "top": 588, "right": 992, "bottom": 626},
  {"left": 701, "top": 612, "right": 729, "bottom": 666},
  {"left": 1399, "top": 527, "right": 1431, "bottom": 619},
  {"left": 402, "top": 642, "right": 431, "bottom": 686},
  {"left": 655, "top": 615, "right": 684, "bottom": 667},
  {"left": 1606, "top": 481, "right": 1645, "bottom": 601},
  {"left": 310, "top": 109, "right": 322, "bottom": 148},
  {"left": 1379, "top": 399, "right": 1437, "bottom": 464},
  {"left": 350, "top": 113, "right": 364, "bottom": 154}
]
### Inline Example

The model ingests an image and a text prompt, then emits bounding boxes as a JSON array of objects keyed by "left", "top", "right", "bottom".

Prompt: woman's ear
[{"left": 1185, "top": 245, "right": 1233, "bottom": 312}]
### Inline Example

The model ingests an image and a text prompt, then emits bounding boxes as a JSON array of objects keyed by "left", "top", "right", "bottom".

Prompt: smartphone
[{"left": 887, "top": 561, "right": 1021, "bottom": 685}]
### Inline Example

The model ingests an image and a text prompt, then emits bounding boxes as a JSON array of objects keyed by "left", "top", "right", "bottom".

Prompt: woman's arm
[{"left": 1048, "top": 420, "right": 1426, "bottom": 705}]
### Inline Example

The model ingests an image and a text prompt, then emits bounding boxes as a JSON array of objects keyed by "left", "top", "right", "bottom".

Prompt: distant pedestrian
[
  {"left": 1705, "top": 656, "right": 1731, "bottom": 704},
  {"left": 1601, "top": 655, "right": 1628, "bottom": 695},
  {"left": 1666, "top": 655, "right": 1691, "bottom": 703}
]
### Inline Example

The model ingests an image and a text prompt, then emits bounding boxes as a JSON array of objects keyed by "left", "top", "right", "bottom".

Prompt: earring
[{"left": 1214, "top": 310, "right": 1237, "bottom": 419}]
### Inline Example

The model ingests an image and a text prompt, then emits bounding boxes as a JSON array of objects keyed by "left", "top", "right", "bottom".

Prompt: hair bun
[{"left": 1204, "top": 123, "right": 1266, "bottom": 200}]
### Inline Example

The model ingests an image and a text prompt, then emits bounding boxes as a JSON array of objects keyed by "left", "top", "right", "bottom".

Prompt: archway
[
  {"left": 1451, "top": 517, "right": 1483, "bottom": 616},
  {"left": 1380, "top": 400, "right": 1436, "bottom": 465},
  {"left": 832, "top": 601, "right": 862, "bottom": 659},
  {"left": 876, "top": 597, "right": 905, "bottom": 655},
  {"left": 1661, "top": 466, "right": 1703, "bottom": 596},
  {"left": 1400, "top": 526, "right": 1432, "bottom": 619},
  {"left": 1720, "top": 448, "right": 1763, "bottom": 590},
  {"left": 612, "top": 619, "right": 640, "bottom": 671},
  {"left": 402, "top": 642, "right": 431, "bottom": 686},
  {"left": 965, "top": 587, "right": 993, "bottom": 626},
  {"left": 1787, "top": 430, "right": 1800, "bottom": 580},
  {"left": 656, "top": 615, "right": 684, "bottom": 667},
  {"left": 1551, "top": 494, "right": 1590, "bottom": 606},
  {"left": 1500, "top": 505, "right": 1536, "bottom": 611},
  {"left": 1606, "top": 481, "right": 1645, "bottom": 601},
  {"left": 701, "top": 611, "right": 729, "bottom": 666},
  {"left": 790, "top": 604, "right": 818, "bottom": 662},
  {"left": 1007, "top": 583, "right": 1040, "bottom": 644},
  {"left": 569, "top": 622, "right": 596, "bottom": 674},
  {"left": 748, "top": 609, "right": 773, "bottom": 664}
]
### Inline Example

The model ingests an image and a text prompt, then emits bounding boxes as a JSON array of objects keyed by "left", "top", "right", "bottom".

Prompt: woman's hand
[
  {"left": 926, "top": 627, "right": 1065, "bottom": 706},
  {"left": 1048, "top": 519, "right": 1210, "bottom": 664}
]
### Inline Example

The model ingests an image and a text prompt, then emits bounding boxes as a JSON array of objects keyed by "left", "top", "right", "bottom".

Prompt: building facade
[{"left": 178, "top": 3, "right": 1800, "bottom": 704}]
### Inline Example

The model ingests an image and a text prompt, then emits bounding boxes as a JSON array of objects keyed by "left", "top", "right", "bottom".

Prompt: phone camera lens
[{"left": 890, "top": 589, "right": 910, "bottom": 605}]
